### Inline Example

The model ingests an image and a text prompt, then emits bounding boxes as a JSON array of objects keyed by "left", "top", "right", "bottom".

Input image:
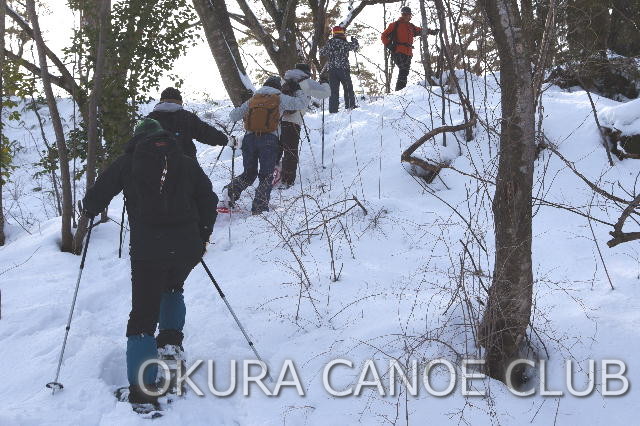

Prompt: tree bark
[
  {"left": 73, "top": 0, "right": 110, "bottom": 254},
  {"left": 26, "top": 0, "right": 74, "bottom": 252},
  {"left": 0, "top": 0, "right": 5, "bottom": 246},
  {"left": 192, "top": 0, "right": 253, "bottom": 106},
  {"left": 232, "top": 0, "right": 300, "bottom": 75},
  {"left": 478, "top": 0, "right": 536, "bottom": 385}
]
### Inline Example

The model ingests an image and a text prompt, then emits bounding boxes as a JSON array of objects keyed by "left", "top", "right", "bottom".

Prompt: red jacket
[{"left": 381, "top": 20, "right": 422, "bottom": 56}]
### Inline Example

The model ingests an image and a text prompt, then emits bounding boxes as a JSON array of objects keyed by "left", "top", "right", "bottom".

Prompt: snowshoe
[
  {"left": 217, "top": 186, "right": 242, "bottom": 214},
  {"left": 158, "top": 344, "right": 187, "bottom": 398},
  {"left": 115, "top": 386, "right": 163, "bottom": 419}
]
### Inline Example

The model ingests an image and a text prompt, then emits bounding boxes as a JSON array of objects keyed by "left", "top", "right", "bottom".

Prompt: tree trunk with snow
[
  {"left": 0, "top": 0, "right": 5, "bottom": 246},
  {"left": 73, "top": 0, "right": 110, "bottom": 254},
  {"left": 26, "top": 0, "right": 74, "bottom": 252},
  {"left": 478, "top": 0, "right": 536, "bottom": 385},
  {"left": 192, "top": 0, "right": 253, "bottom": 106}
]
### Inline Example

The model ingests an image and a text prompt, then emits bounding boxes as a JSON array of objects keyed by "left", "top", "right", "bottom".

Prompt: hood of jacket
[
  {"left": 256, "top": 86, "right": 282, "bottom": 95},
  {"left": 284, "top": 69, "right": 309, "bottom": 83},
  {"left": 153, "top": 101, "right": 183, "bottom": 113}
]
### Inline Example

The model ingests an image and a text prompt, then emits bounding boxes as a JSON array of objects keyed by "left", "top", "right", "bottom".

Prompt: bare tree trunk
[
  {"left": 0, "top": 0, "right": 5, "bottom": 246},
  {"left": 192, "top": 0, "right": 252, "bottom": 106},
  {"left": 26, "top": 0, "right": 74, "bottom": 252},
  {"left": 73, "top": 0, "right": 110, "bottom": 254},
  {"left": 478, "top": 0, "right": 536, "bottom": 385},
  {"left": 419, "top": 0, "right": 436, "bottom": 86}
]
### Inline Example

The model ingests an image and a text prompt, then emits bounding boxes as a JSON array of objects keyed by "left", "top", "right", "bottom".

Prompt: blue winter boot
[
  {"left": 126, "top": 334, "right": 158, "bottom": 388},
  {"left": 157, "top": 290, "right": 186, "bottom": 351}
]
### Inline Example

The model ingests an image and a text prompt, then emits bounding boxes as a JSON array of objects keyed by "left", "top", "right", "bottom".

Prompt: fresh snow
[{"left": 1, "top": 77, "right": 639, "bottom": 425}]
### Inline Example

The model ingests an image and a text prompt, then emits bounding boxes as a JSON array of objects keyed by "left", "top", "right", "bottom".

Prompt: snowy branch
[{"left": 339, "top": 0, "right": 402, "bottom": 28}]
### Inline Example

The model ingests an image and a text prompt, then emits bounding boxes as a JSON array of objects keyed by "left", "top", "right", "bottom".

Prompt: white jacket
[
  {"left": 282, "top": 70, "right": 331, "bottom": 126},
  {"left": 229, "top": 86, "right": 309, "bottom": 137}
]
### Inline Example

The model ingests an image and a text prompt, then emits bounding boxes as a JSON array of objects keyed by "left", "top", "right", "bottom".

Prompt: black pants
[
  {"left": 280, "top": 121, "right": 301, "bottom": 186},
  {"left": 393, "top": 53, "right": 412, "bottom": 91},
  {"left": 127, "top": 257, "right": 199, "bottom": 342},
  {"left": 329, "top": 68, "right": 356, "bottom": 113}
]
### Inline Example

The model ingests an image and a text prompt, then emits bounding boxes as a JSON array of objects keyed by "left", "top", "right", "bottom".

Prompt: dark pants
[
  {"left": 393, "top": 53, "right": 412, "bottom": 91},
  {"left": 329, "top": 68, "right": 356, "bottom": 113},
  {"left": 228, "top": 133, "right": 279, "bottom": 213},
  {"left": 127, "top": 257, "right": 199, "bottom": 345},
  {"left": 280, "top": 121, "right": 301, "bottom": 186}
]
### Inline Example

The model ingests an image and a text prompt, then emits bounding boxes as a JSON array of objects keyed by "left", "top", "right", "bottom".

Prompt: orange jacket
[{"left": 381, "top": 20, "right": 422, "bottom": 56}]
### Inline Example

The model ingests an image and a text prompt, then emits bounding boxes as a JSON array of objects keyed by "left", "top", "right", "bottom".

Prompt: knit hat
[
  {"left": 332, "top": 26, "right": 346, "bottom": 36},
  {"left": 263, "top": 75, "right": 282, "bottom": 91},
  {"left": 401, "top": 6, "right": 412, "bottom": 15},
  {"left": 133, "top": 118, "right": 163, "bottom": 137},
  {"left": 160, "top": 87, "right": 182, "bottom": 102},
  {"left": 295, "top": 63, "right": 312, "bottom": 76}
]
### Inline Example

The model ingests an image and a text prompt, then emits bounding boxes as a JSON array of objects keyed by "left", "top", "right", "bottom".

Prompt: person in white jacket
[
  {"left": 225, "top": 76, "right": 309, "bottom": 214},
  {"left": 278, "top": 63, "right": 331, "bottom": 189}
]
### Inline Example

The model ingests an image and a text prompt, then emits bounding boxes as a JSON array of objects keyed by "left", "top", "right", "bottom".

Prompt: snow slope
[{"left": 1, "top": 78, "right": 639, "bottom": 425}]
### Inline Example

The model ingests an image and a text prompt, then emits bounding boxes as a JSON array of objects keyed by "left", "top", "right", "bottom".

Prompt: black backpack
[
  {"left": 131, "top": 133, "right": 194, "bottom": 225},
  {"left": 385, "top": 21, "right": 400, "bottom": 52}
]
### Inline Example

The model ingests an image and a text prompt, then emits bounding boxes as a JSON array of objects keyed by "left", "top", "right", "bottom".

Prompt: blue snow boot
[
  {"left": 157, "top": 290, "right": 186, "bottom": 350},
  {"left": 127, "top": 334, "right": 158, "bottom": 388}
]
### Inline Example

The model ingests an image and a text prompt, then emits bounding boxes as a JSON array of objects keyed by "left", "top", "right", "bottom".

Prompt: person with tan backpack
[{"left": 222, "top": 76, "right": 309, "bottom": 215}]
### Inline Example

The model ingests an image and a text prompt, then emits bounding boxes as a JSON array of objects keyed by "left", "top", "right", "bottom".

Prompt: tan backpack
[{"left": 244, "top": 94, "right": 281, "bottom": 134}]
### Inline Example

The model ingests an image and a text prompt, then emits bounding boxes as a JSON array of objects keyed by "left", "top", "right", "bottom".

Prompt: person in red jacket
[{"left": 381, "top": 6, "right": 438, "bottom": 91}]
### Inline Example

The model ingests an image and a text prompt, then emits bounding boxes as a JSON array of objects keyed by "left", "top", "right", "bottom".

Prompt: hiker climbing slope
[
  {"left": 223, "top": 76, "right": 309, "bottom": 215},
  {"left": 320, "top": 26, "right": 359, "bottom": 113},
  {"left": 148, "top": 87, "right": 228, "bottom": 160},
  {"left": 279, "top": 63, "right": 331, "bottom": 189},
  {"left": 80, "top": 119, "right": 217, "bottom": 412},
  {"left": 382, "top": 6, "right": 439, "bottom": 91}
]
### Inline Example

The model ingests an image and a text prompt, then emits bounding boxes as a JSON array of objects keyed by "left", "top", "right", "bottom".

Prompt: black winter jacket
[
  {"left": 82, "top": 131, "right": 218, "bottom": 261},
  {"left": 147, "top": 102, "right": 228, "bottom": 160}
]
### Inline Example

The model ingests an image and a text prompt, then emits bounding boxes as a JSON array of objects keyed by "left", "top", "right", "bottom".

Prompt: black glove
[
  {"left": 351, "top": 36, "right": 358, "bottom": 43},
  {"left": 428, "top": 28, "right": 440, "bottom": 36},
  {"left": 319, "top": 75, "right": 329, "bottom": 84},
  {"left": 78, "top": 200, "right": 97, "bottom": 219}
]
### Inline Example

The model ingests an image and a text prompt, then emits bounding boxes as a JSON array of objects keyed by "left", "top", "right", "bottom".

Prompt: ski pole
[
  {"left": 228, "top": 143, "right": 236, "bottom": 245},
  {"left": 46, "top": 216, "right": 96, "bottom": 394},
  {"left": 118, "top": 197, "right": 126, "bottom": 258},
  {"left": 209, "top": 121, "right": 238, "bottom": 178},
  {"left": 321, "top": 99, "right": 325, "bottom": 169},
  {"left": 353, "top": 52, "right": 366, "bottom": 100},
  {"left": 200, "top": 260, "right": 273, "bottom": 382}
]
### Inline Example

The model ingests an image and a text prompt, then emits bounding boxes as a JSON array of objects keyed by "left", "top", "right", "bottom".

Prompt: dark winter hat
[
  {"left": 295, "top": 63, "right": 312, "bottom": 76},
  {"left": 160, "top": 87, "right": 182, "bottom": 102},
  {"left": 134, "top": 118, "right": 163, "bottom": 137},
  {"left": 263, "top": 75, "right": 282, "bottom": 91},
  {"left": 401, "top": 6, "right": 412, "bottom": 15}
]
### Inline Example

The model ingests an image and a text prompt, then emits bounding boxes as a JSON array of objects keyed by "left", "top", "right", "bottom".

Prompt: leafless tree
[
  {"left": 476, "top": 0, "right": 537, "bottom": 385},
  {"left": 73, "top": 0, "right": 111, "bottom": 253},
  {"left": 26, "top": 0, "right": 74, "bottom": 252}
]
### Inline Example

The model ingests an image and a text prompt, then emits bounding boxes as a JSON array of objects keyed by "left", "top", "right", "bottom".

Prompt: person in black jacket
[
  {"left": 147, "top": 87, "right": 228, "bottom": 160},
  {"left": 80, "top": 119, "right": 217, "bottom": 407}
]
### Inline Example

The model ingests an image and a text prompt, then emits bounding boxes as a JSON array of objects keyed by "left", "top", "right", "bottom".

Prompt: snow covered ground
[{"left": 1, "top": 77, "right": 639, "bottom": 425}]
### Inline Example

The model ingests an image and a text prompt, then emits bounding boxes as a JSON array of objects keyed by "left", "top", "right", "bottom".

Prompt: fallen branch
[{"left": 400, "top": 117, "right": 477, "bottom": 182}]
